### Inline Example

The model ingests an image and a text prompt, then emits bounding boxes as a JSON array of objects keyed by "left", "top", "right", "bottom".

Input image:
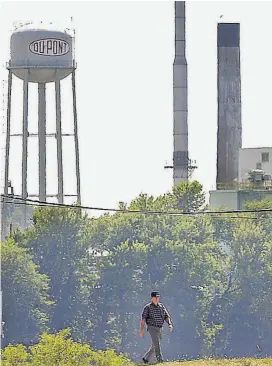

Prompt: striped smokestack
[{"left": 173, "top": 1, "right": 188, "bottom": 185}]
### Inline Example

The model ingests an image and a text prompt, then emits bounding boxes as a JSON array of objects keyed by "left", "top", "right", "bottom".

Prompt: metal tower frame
[{"left": 2, "top": 62, "right": 81, "bottom": 239}]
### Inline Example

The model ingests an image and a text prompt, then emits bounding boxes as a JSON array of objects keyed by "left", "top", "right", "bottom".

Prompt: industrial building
[
  {"left": 1, "top": 3, "right": 271, "bottom": 226},
  {"left": 210, "top": 147, "right": 272, "bottom": 209},
  {"left": 210, "top": 21, "right": 272, "bottom": 210},
  {"left": 169, "top": 5, "right": 271, "bottom": 209},
  {"left": 239, "top": 147, "right": 272, "bottom": 182}
]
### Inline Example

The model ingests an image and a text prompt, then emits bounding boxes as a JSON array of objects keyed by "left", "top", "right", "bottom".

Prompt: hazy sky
[{"left": 1, "top": 1, "right": 272, "bottom": 211}]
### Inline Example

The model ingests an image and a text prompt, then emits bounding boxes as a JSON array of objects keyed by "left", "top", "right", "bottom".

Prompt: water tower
[{"left": 2, "top": 25, "right": 81, "bottom": 237}]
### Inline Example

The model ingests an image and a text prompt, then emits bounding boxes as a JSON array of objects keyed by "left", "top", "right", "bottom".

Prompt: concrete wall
[
  {"left": 210, "top": 189, "right": 272, "bottom": 210},
  {"left": 210, "top": 190, "right": 239, "bottom": 210},
  {"left": 239, "top": 147, "right": 272, "bottom": 181},
  {"left": 217, "top": 23, "right": 242, "bottom": 188}
]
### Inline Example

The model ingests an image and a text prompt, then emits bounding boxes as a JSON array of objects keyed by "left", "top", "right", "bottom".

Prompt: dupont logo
[{"left": 29, "top": 39, "right": 69, "bottom": 56}]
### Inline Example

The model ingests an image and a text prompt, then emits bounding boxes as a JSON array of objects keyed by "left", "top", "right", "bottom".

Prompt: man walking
[{"left": 139, "top": 291, "right": 173, "bottom": 364}]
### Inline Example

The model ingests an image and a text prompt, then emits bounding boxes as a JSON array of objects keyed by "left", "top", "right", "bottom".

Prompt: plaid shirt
[{"left": 142, "top": 302, "right": 172, "bottom": 328}]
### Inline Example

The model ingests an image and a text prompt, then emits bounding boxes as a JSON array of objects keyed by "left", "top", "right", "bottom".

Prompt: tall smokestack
[
  {"left": 173, "top": 1, "right": 188, "bottom": 185},
  {"left": 217, "top": 23, "right": 242, "bottom": 189}
]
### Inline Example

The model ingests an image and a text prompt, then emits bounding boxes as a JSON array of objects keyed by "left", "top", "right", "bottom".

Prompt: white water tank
[{"left": 9, "top": 28, "right": 74, "bottom": 83}]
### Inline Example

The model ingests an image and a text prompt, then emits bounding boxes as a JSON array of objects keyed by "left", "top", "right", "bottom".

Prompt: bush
[
  {"left": 1, "top": 329, "right": 132, "bottom": 366},
  {"left": 1, "top": 344, "right": 29, "bottom": 365}
]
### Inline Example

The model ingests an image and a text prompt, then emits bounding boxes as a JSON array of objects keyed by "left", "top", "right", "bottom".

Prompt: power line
[
  {"left": 1, "top": 197, "right": 259, "bottom": 221},
  {"left": 1, "top": 194, "right": 272, "bottom": 218}
]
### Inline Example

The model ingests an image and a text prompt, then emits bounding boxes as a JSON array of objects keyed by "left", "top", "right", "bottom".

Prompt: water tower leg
[
  {"left": 55, "top": 79, "right": 64, "bottom": 204},
  {"left": 72, "top": 70, "right": 81, "bottom": 205},
  {"left": 1, "top": 70, "right": 12, "bottom": 241},
  {"left": 22, "top": 70, "right": 29, "bottom": 230},
  {"left": 38, "top": 83, "right": 46, "bottom": 201}
]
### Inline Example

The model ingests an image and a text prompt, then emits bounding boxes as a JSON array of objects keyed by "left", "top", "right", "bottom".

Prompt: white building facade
[
  {"left": 209, "top": 146, "right": 272, "bottom": 210},
  {"left": 238, "top": 147, "right": 272, "bottom": 182}
]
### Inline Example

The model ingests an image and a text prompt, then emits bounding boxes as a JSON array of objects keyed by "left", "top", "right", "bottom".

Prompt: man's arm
[
  {"left": 139, "top": 319, "right": 145, "bottom": 336},
  {"left": 163, "top": 305, "right": 173, "bottom": 328},
  {"left": 139, "top": 305, "right": 148, "bottom": 337},
  {"left": 165, "top": 316, "right": 173, "bottom": 328}
]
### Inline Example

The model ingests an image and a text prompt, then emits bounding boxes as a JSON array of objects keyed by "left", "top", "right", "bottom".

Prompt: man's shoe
[{"left": 142, "top": 358, "right": 149, "bottom": 364}]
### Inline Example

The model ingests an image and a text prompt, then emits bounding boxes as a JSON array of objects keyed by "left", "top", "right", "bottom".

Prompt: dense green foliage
[
  {"left": 1, "top": 329, "right": 131, "bottom": 365},
  {"left": 1, "top": 238, "right": 52, "bottom": 345},
  {"left": 1, "top": 181, "right": 272, "bottom": 362}
]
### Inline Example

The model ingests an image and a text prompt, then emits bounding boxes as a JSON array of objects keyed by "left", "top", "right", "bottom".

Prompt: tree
[
  {"left": 1, "top": 238, "right": 53, "bottom": 347},
  {"left": 15, "top": 206, "right": 98, "bottom": 342},
  {"left": 92, "top": 240, "right": 149, "bottom": 356},
  {"left": 224, "top": 202, "right": 272, "bottom": 356},
  {"left": 169, "top": 181, "right": 206, "bottom": 212},
  {"left": 7, "top": 186, "right": 272, "bottom": 360},
  {"left": 86, "top": 193, "right": 272, "bottom": 359},
  {"left": 86, "top": 189, "right": 227, "bottom": 360},
  {"left": 208, "top": 200, "right": 272, "bottom": 357}
]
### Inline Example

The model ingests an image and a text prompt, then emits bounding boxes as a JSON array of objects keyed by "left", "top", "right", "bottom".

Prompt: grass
[
  {"left": 154, "top": 360, "right": 272, "bottom": 366},
  {"left": 134, "top": 360, "right": 272, "bottom": 366}
]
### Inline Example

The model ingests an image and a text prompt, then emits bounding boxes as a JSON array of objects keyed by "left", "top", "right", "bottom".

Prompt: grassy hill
[{"left": 136, "top": 360, "right": 272, "bottom": 366}]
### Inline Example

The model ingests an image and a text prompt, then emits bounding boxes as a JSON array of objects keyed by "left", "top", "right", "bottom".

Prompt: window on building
[
  {"left": 262, "top": 152, "right": 269, "bottom": 163},
  {"left": 256, "top": 162, "right": 262, "bottom": 170}
]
